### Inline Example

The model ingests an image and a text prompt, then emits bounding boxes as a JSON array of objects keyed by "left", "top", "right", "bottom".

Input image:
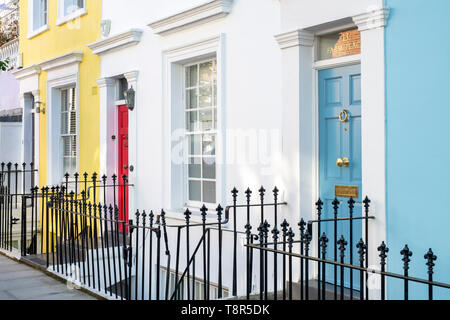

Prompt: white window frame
[
  {"left": 162, "top": 35, "right": 226, "bottom": 212},
  {"left": 46, "top": 62, "right": 81, "bottom": 186},
  {"left": 27, "top": 0, "right": 49, "bottom": 39},
  {"left": 159, "top": 267, "right": 229, "bottom": 300},
  {"left": 56, "top": 0, "right": 87, "bottom": 26},
  {"left": 60, "top": 86, "right": 78, "bottom": 179},
  {"left": 48, "top": 82, "right": 79, "bottom": 185},
  {"left": 184, "top": 58, "right": 218, "bottom": 207}
]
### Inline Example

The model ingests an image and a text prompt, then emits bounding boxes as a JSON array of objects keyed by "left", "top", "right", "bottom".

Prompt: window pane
[
  {"left": 199, "top": 61, "right": 212, "bottom": 86},
  {"left": 188, "top": 158, "right": 201, "bottom": 179},
  {"left": 189, "top": 180, "right": 201, "bottom": 202},
  {"left": 63, "top": 157, "right": 76, "bottom": 176},
  {"left": 169, "top": 273, "right": 176, "bottom": 297},
  {"left": 71, "top": 135, "right": 77, "bottom": 156},
  {"left": 195, "top": 281, "right": 204, "bottom": 300},
  {"left": 203, "top": 181, "right": 216, "bottom": 203},
  {"left": 184, "top": 59, "right": 218, "bottom": 206},
  {"left": 199, "top": 86, "right": 212, "bottom": 108},
  {"left": 199, "top": 109, "right": 212, "bottom": 131},
  {"left": 186, "top": 111, "right": 198, "bottom": 132},
  {"left": 62, "top": 136, "right": 76, "bottom": 157},
  {"left": 202, "top": 158, "right": 215, "bottom": 179},
  {"left": 211, "top": 287, "right": 217, "bottom": 300},
  {"left": 159, "top": 269, "right": 166, "bottom": 299},
  {"left": 70, "top": 111, "right": 76, "bottom": 134},
  {"left": 61, "top": 113, "right": 68, "bottom": 135},
  {"left": 117, "top": 78, "right": 128, "bottom": 100},
  {"left": 61, "top": 89, "right": 68, "bottom": 112},
  {"left": 189, "top": 135, "right": 201, "bottom": 155},
  {"left": 186, "top": 89, "right": 198, "bottom": 109},
  {"left": 69, "top": 87, "right": 76, "bottom": 109},
  {"left": 186, "top": 65, "right": 198, "bottom": 87},
  {"left": 63, "top": 158, "right": 71, "bottom": 175},
  {"left": 62, "top": 136, "right": 71, "bottom": 156},
  {"left": 64, "top": 0, "right": 82, "bottom": 15},
  {"left": 202, "top": 134, "right": 215, "bottom": 156},
  {"left": 33, "top": 0, "right": 47, "bottom": 30}
]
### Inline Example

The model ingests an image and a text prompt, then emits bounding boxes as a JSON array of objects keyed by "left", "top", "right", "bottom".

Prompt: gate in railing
[
  {"left": 19, "top": 173, "right": 131, "bottom": 264},
  {"left": 0, "top": 163, "right": 37, "bottom": 253}
]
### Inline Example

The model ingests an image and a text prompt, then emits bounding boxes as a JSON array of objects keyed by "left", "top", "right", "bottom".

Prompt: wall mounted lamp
[
  {"left": 34, "top": 101, "right": 45, "bottom": 115},
  {"left": 124, "top": 86, "right": 135, "bottom": 111}
]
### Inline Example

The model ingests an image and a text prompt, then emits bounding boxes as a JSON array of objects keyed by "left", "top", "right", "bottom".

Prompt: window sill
[
  {"left": 27, "top": 25, "right": 49, "bottom": 39},
  {"left": 163, "top": 207, "right": 229, "bottom": 227},
  {"left": 56, "top": 8, "right": 88, "bottom": 26}
]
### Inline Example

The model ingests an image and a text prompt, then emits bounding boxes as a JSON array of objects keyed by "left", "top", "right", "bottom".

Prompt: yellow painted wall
[{"left": 18, "top": 0, "right": 102, "bottom": 187}]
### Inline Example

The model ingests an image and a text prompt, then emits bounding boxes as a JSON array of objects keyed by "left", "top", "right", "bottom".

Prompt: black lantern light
[{"left": 124, "top": 86, "right": 135, "bottom": 111}]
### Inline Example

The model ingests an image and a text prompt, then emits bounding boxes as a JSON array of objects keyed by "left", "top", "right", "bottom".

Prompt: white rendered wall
[
  {"left": 96, "top": 0, "right": 387, "bottom": 298},
  {"left": 280, "top": 0, "right": 383, "bottom": 30}
]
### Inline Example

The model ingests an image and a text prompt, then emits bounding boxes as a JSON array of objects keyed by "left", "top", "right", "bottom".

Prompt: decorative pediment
[
  {"left": 274, "top": 30, "right": 314, "bottom": 49},
  {"left": 148, "top": 0, "right": 233, "bottom": 36},
  {"left": 12, "top": 64, "right": 41, "bottom": 80},
  {"left": 38, "top": 51, "right": 83, "bottom": 72},
  {"left": 353, "top": 7, "right": 390, "bottom": 32},
  {"left": 88, "top": 29, "right": 143, "bottom": 55}
]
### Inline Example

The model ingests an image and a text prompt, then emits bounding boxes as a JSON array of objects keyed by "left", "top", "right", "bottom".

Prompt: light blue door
[{"left": 319, "top": 64, "right": 362, "bottom": 289}]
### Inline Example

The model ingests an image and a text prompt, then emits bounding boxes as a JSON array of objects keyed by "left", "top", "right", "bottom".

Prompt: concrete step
[{"left": 233, "top": 280, "right": 361, "bottom": 300}]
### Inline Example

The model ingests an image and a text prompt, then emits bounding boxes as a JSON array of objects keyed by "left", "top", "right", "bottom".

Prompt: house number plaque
[{"left": 335, "top": 185, "right": 359, "bottom": 198}]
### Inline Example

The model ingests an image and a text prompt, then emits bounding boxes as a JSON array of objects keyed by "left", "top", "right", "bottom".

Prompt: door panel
[
  {"left": 325, "top": 118, "right": 342, "bottom": 180},
  {"left": 118, "top": 105, "right": 129, "bottom": 226},
  {"left": 319, "top": 64, "right": 362, "bottom": 289}
]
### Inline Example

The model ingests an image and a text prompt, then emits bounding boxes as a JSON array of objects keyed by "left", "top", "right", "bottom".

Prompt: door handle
[
  {"left": 336, "top": 158, "right": 350, "bottom": 168},
  {"left": 124, "top": 165, "right": 128, "bottom": 170}
]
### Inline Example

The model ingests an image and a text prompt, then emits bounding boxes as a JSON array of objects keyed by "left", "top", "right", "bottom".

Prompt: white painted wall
[
  {"left": 95, "top": 0, "right": 388, "bottom": 298},
  {"left": 98, "top": 0, "right": 283, "bottom": 214},
  {"left": 280, "top": 0, "right": 383, "bottom": 30}
]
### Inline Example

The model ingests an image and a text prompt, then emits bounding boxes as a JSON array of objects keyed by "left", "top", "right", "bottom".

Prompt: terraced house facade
[
  {"left": 0, "top": 0, "right": 450, "bottom": 301},
  {"left": 13, "top": 0, "right": 101, "bottom": 187}
]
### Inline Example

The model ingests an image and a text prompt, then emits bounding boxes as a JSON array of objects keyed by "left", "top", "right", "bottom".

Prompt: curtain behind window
[{"left": 63, "top": 0, "right": 84, "bottom": 16}]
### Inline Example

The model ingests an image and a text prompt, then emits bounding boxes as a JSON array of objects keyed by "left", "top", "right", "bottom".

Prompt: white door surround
[
  {"left": 275, "top": 7, "right": 390, "bottom": 299},
  {"left": 12, "top": 65, "right": 42, "bottom": 187},
  {"left": 97, "top": 72, "right": 138, "bottom": 215}
]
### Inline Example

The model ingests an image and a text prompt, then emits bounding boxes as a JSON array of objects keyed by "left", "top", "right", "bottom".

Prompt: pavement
[{"left": 0, "top": 254, "right": 97, "bottom": 300}]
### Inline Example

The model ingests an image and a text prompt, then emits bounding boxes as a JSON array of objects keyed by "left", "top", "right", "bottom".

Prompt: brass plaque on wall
[{"left": 335, "top": 185, "right": 359, "bottom": 198}]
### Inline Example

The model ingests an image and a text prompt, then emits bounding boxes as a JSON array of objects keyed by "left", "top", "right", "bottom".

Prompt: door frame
[
  {"left": 275, "top": 8, "right": 389, "bottom": 300},
  {"left": 117, "top": 103, "right": 129, "bottom": 223}
]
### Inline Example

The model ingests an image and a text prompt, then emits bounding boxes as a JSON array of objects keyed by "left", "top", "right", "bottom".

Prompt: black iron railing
[
  {"left": 3, "top": 177, "right": 450, "bottom": 300},
  {"left": 0, "top": 169, "right": 131, "bottom": 260}
]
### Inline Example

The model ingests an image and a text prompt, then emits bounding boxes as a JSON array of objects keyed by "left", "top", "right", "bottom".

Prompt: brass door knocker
[{"left": 339, "top": 110, "right": 349, "bottom": 123}]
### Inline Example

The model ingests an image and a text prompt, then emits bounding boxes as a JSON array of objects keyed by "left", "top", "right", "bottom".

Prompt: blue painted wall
[{"left": 386, "top": 0, "right": 450, "bottom": 299}]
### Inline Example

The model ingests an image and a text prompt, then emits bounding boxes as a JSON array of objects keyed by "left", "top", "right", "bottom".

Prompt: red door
[{"left": 118, "top": 105, "right": 129, "bottom": 226}]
